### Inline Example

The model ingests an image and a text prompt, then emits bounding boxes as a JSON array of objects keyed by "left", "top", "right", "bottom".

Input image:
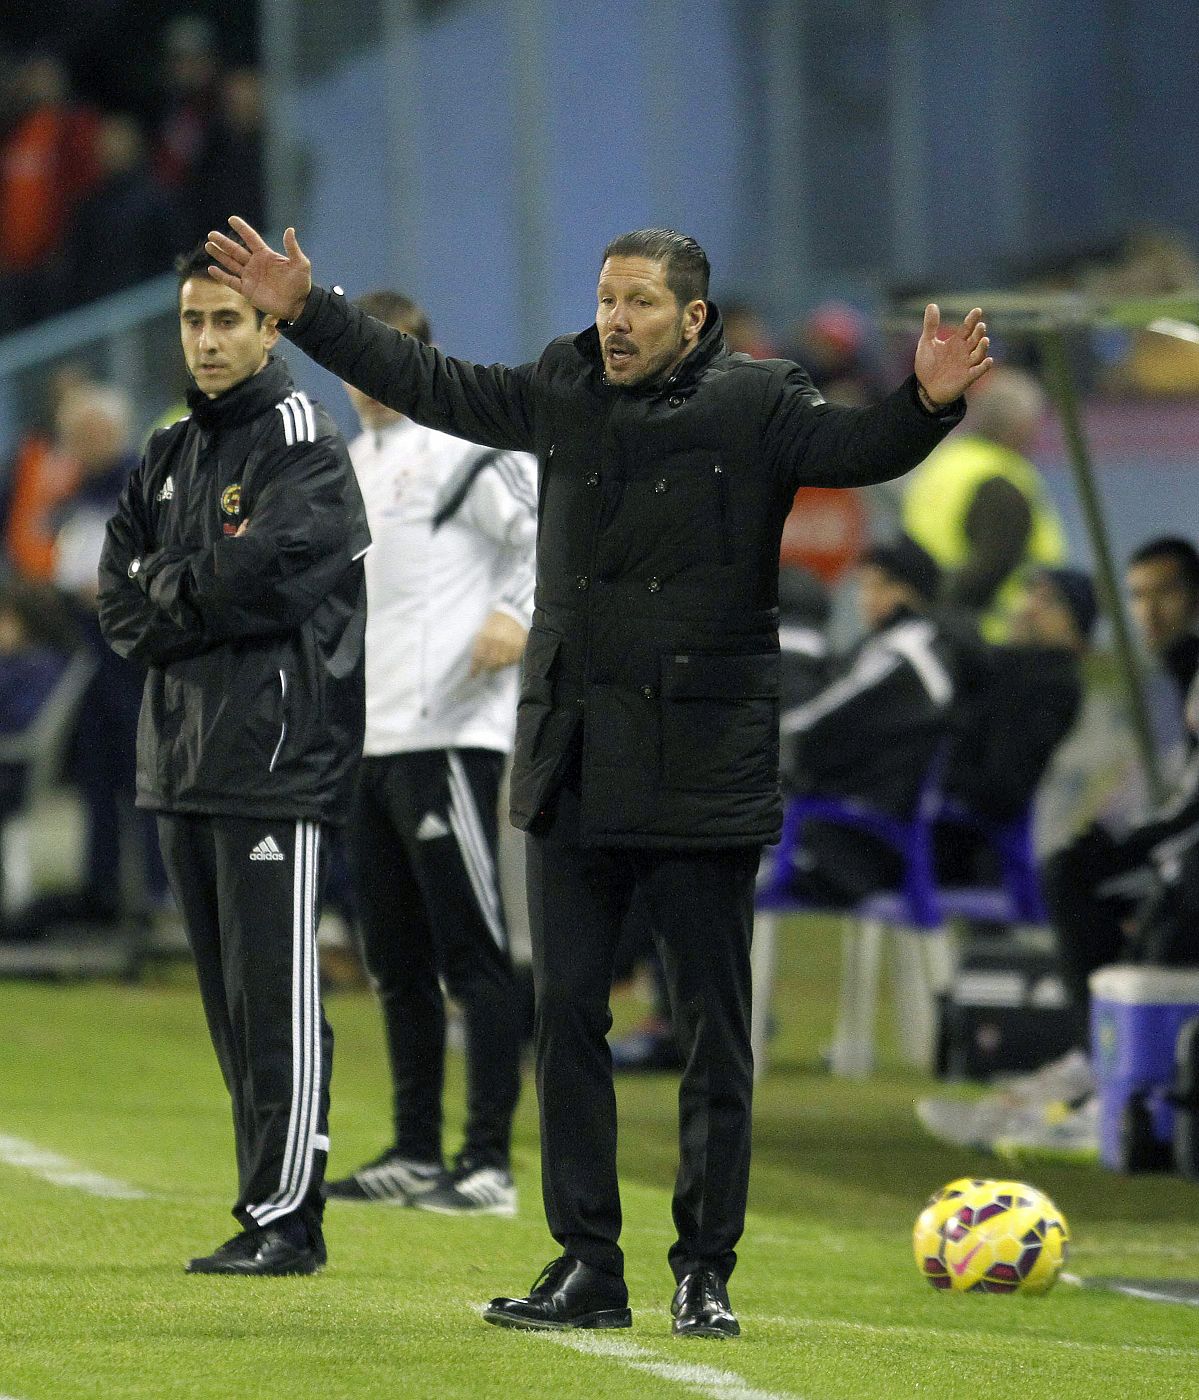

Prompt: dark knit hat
[
  {"left": 1038, "top": 566, "right": 1098, "bottom": 641},
  {"left": 861, "top": 534, "right": 942, "bottom": 605}
]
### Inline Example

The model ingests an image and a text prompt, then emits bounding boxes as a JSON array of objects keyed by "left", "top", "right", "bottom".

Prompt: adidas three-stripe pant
[
  {"left": 347, "top": 748, "right": 521, "bottom": 1169},
  {"left": 158, "top": 813, "right": 332, "bottom": 1237}
]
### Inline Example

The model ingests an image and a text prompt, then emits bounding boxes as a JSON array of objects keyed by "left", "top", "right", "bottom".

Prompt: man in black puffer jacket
[
  {"left": 97, "top": 241, "right": 369, "bottom": 1278},
  {"left": 207, "top": 217, "right": 990, "bottom": 1336}
]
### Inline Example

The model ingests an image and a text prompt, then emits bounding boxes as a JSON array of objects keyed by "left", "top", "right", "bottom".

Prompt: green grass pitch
[{"left": 3, "top": 920, "right": 1199, "bottom": 1400}]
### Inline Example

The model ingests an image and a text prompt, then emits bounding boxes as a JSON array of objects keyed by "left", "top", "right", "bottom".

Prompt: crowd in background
[{"left": 0, "top": 14, "right": 264, "bottom": 334}]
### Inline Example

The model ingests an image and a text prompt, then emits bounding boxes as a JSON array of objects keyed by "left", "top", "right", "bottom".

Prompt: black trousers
[
  {"left": 1043, "top": 830, "right": 1143, "bottom": 1049},
  {"left": 158, "top": 813, "right": 332, "bottom": 1237},
  {"left": 526, "top": 776, "right": 758, "bottom": 1284},
  {"left": 348, "top": 748, "right": 521, "bottom": 1169}
]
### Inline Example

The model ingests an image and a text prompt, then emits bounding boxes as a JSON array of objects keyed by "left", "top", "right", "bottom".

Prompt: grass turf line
[{"left": 2, "top": 920, "right": 1199, "bottom": 1399}]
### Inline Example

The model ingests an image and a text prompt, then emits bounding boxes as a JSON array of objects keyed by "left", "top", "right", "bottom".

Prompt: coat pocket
[
  {"left": 514, "top": 625, "right": 563, "bottom": 765},
  {"left": 659, "top": 651, "right": 779, "bottom": 792},
  {"left": 511, "top": 625, "right": 568, "bottom": 824}
]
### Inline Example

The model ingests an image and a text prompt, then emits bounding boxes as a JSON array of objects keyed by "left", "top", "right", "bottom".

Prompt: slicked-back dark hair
[
  {"left": 1128, "top": 536, "right": 1199, "bottom": 594},
  {"left": 175, "top": 237, "right": 265, "bottom": 323},
  {"left": 601, "top": 228, "right": 710, "bottom": 308},
  {"left": 353, "top": 289, "right": 432, "bottom": 344}
]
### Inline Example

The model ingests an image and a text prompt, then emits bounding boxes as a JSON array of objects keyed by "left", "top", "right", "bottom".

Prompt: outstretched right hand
[{"left": 206, "top": 217, "right": 313, "bottom": 324}]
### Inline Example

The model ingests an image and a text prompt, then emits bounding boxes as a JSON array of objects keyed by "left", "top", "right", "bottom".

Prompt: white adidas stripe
[
  {"left": 446, "top": 753, "right": 506, "bottom": 951},
  {"left": 275, "top": 392, "right": 317, "bottom": 447},
  {"left": 248, "top": 821, "right": 324, "bottom": 1226}
]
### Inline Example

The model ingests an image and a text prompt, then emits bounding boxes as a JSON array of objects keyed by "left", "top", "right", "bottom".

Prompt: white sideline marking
[
  {"left": 542, "top": 1331, "right": 805, "bottom": 1400},
  {"left": 754, "top": 1314, "right": 1199, "bottom": 1362},
  {"left": 0, "top": 1134, "right": 147, "bottom": 1199}
]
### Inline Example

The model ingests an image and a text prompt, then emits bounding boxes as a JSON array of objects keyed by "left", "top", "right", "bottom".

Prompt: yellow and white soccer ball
[{"left": 913, "top": 1177, "right": 1069, "bottom": 1294}]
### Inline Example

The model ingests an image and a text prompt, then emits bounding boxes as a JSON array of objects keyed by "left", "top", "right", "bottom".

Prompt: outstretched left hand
[{"left": 914, "top": 304, "right": 993, "bottom": 409}]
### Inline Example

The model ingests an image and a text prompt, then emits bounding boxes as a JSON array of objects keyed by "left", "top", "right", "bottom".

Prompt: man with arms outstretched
[{"left": 208, "top": 216, "right": 991, "bottom": 1334}]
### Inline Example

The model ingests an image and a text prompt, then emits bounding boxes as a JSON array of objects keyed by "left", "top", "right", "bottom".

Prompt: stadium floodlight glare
[{"left": 886, "top": 287, "right": 1199, "bottom": 805}]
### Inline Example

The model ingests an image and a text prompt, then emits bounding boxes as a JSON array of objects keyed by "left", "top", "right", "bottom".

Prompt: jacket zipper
[{"left": 269, "top": 669, "right": 288, "bottom": 771}]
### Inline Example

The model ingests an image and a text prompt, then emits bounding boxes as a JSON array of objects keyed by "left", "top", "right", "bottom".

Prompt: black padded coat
[{"left": 284, "top": 289, "right": 963, "bottom": 848}]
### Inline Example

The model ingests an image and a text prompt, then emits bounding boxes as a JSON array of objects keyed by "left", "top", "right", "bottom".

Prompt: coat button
[
  {"left": 668, "top": 394, "right": 684, "bottom": 408},
  {"left": 654, "top": 478, "right": 667, "bottom": 493},
  {"left": 586, "top": 472, "right": 599, "bottom": 487},
  {"left": 647, "top": 577, "right": 660, "bottom": 593},
  {"left": 641, "top": 685, "right": 655, "bottom": 700},
  {"left": 576, "top": 574, "right": 590, "bottom": 591}
]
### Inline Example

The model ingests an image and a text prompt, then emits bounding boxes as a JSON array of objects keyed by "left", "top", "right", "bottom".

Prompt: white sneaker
[
  {"left": 991, "top": 1048, "right": 1095, "bottom": 1104},
  {"left": 916, "top": 1095, "right": 1028, "bottom": 1149},
  {"left": 414, "top": 1164, "right": 517, "bottom": 1217},
  {"left": 993, "top": 1095, "right": 1099, "bottom": 1161},
  {"left": 323, "top": 1150, "right": 446, "bottom": 1204}
]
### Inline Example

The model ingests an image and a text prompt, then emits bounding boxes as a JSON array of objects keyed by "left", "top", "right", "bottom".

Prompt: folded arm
[{"left": 133, "top": 440, "right": 365, "bottom": 642}]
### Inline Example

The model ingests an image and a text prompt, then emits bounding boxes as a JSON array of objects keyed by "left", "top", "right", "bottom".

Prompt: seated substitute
[
  {"left": 935, "top": 567, "right": 1092, "bottom": 884},
  {"left": 780, "top": 534, "right": 956, "bottom": 906},
  {"left": 324, "top": 290, "right": 536, "bottom": 1215}
]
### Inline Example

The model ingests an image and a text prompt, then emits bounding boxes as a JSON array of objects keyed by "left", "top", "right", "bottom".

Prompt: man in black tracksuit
[
  {"left": 97, "top": 242, "right": 370, "bottom": 1276},
  {"left": 207, "top": 217, "right": 990, "bottom": 1334},
  {"left": 781, "top": 535, "right": 957, "bottom": 904}
]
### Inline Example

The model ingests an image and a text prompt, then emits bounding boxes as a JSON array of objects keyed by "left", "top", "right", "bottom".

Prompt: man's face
[
  {"left": 1126, "top": 557, "right": 1199, "bottom": 655},
  {"left": 345, "top": 383, "right": 403, "bottom": 432},
  {"left": 596, "top": 256, "right": 705, "bottom": 387},
  {"left": 1012, "top": 577, "right": 1080, "bottom": 650},
  {"left": 857, "top": 564, "right": 911, "bottom": 630},
  {"left": 180, "top": 276, "right": 277, "bottom": 397}
]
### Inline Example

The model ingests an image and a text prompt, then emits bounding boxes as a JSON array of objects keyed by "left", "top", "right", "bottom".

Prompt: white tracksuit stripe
[
  {"left": 248, "top": 821, "right": 323, "bottom": 1226},
  {"left": 247, "top": 821, "right": 306, "bottom": 1222},
  {"left": 446, "top": 754, "right": 505, "bottom": 950},
  {"left": 290, "top": 822, "right": 322, "bottom": 1213},
  {"left": 295, "top": 390, "right": 317, "bottom": 442},
  {"left": 276, "top": 401, "right": 295, "bottom": 445}
]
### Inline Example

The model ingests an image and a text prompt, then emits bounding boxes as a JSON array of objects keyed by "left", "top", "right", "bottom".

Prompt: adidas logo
[
  {"left": 249, "top": 834, "right": 286, "bottom": 862},
  {"left": 415, "top": 811, "right": 450, "bottom": 841},
  {"left": 156, "top": 474, "right": 175, "bottom": 502}
]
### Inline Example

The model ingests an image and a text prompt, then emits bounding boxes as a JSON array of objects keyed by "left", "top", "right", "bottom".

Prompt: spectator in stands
[
  {"left": 152, "top": 15, "right": 220, "bottom": 192},
  {"left": 0, "top": 582, "right": 74, "bottom": 924},
  {"left": 902, "top": 366, "right": 1066, "bottom": 640},
  {"left": 936, "top": 567, "right": 1093, "bottom": 884},
  {"left": 41, "top": 385, "right": 166, "bottom": 931},
  {"left": 2, "top": 362, "right": 95, "bottom": 582},
  {"left": 56, "top": 113, "right": 185, "bottom": 309},
  {"left": 720, "top": 299, "right": 776, "bottom": 359},
  {"left": 780, "top": 535, "right": 955, "bottom": 906},
  {"left": 783, "top": 301, "right": 884, "bottom": 407},
  {"left": 0, "top": 53, "right": 98, "bottom": 330},
  {"left": 1126, "top": 536, "right": 1199, "bottom": 728},
  {"left": 191, "top": 68, "right": 265, "bottom": 236}
]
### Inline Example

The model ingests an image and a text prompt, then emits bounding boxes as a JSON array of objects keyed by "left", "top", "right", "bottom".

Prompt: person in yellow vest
[{"left": 903, "top": 366, "right": 1065, "bottom": 640}]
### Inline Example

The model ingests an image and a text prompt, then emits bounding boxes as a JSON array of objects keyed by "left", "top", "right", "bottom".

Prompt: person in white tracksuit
[{"left": 323, "top": 290, "right": 537, "bottom": 1216}]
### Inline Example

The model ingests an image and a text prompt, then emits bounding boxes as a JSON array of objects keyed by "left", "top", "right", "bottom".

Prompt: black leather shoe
[
  {"left": 185, "top": 1225, "right": 321, "bottom": 1277},
  {"left": 483, "top": 1256, "right": 631, "bottom": 1330},
  {"left": 671, "top": 1268, "right": 740, "bottom": 1338}
]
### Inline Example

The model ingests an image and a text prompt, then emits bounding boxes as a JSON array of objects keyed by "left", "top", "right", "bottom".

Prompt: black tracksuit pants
[
  {"left": 347, "top": 748, "right": 521, "bottom": 1170},
  {"left": 526, "top": 774, "right": 758, "bottom": 1285},
  {"left": 158, "top": 813, "right": 332, "bottom": 1239}
]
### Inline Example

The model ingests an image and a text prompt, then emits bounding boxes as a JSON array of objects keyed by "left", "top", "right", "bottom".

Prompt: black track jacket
[
  {"left": 98, "top": 356, "right": 370, "bottom": 824},
  {"left": 283, "top": 288, "right": 963, "bottom": 848}
]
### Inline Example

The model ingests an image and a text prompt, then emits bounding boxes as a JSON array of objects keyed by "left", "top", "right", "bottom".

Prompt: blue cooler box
[{"left": 1090, "top": 965, "right": 1199, "bottom": 1170}]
